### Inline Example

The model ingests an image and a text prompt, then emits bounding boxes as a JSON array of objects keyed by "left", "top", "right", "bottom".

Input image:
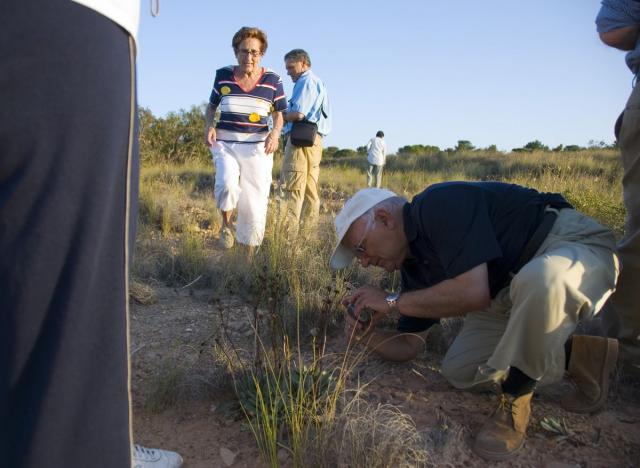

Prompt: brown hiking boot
[
  {"left": 473, "top": 392, "right": 532, "bottom": 461},
  {"left": 561, "top": 335, "right": 618, "bottom": 413}
]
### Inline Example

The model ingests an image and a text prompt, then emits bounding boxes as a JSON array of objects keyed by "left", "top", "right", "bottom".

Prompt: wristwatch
[{"left": 385, "top": 291, "right": 401, "bottom": 312}]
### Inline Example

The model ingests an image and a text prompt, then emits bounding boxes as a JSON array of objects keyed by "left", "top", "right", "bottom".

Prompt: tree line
[{"left": 138, "top": 106, "right": 617, "bottom": 165}]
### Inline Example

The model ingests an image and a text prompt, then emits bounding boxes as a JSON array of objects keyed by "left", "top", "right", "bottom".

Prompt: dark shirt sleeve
[
  {"left": 273, "top": 77, "right": 287, "bottom": 112},
  {"left": 208, "top": 69, "right": 221, "bottom": 107},
  {"left": 419, "top": 186, "right": 503, "bottom": 279}
]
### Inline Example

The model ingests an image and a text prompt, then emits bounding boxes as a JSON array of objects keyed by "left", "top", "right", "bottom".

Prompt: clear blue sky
[{"left": 137, "top": 0, "right": 631, "bottom": 153}]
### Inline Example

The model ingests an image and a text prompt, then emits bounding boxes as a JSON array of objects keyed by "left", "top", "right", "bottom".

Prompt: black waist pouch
[{"left": 290, "top": 120, "right": 317, "bottom": 147}]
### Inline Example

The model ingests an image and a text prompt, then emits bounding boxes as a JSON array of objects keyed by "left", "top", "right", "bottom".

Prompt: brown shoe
[
  {"left": 473, "top": 392, "right": 532, "bottom": 461},
  {"left": 561, "top": 335, "right": 618, "bottom": 413}
]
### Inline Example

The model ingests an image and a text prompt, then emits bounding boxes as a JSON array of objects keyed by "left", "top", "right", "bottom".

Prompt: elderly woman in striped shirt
[{"left": 204, "top": 26, "right": 286, "bottom": 254}]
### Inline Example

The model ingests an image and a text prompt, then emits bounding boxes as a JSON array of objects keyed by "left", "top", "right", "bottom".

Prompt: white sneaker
[
  {"left": 218, "top": 226, "right": 235, "bottom": 249},
  {"left": 132, "top": 444, "right": 183, "bottom": 468}
]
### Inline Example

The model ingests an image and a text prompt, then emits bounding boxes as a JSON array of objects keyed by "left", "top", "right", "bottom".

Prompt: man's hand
[
  {"left": 264, "top": 131, "right": 279, "bottom": 154},
  {"left": 343, "top": 310, "right": 375, "bottom": 344},
  {"left": 343, "top": 285, "right": 392, "bottom": 325},
  {"left": 205, "top": 126, "right": 216, "bottom": 147},
  {"left": 342, "top": 304, "right": 427, "bottom": 362}
]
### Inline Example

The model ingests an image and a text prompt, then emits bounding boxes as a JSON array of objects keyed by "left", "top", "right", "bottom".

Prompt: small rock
[
  {"left": 277, "top": 448, "right": 289, "bottom": 463},
  {"left": 220, "top": 447, "right": 236, "bottom": 466}
]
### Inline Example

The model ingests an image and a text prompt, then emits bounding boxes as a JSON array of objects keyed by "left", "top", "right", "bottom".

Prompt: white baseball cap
[{"left": 330, "top": 188, "right": 398, "bottom": 269}]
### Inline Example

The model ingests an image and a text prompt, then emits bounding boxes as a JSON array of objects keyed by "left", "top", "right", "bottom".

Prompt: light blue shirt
[
  {"left": 284, "top": 69, "right": 331, "bottom": 136},
  {"left": 597, "top": 0, "right": 640, "bottom": 74}
]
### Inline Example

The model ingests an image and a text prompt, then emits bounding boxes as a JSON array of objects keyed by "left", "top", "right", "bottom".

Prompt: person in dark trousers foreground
[
  {"left": 331, "top": 183, "right": 619, "bottom": 461},
  {"left": 0, "top": 1, "right": 181, "bottom": 466}
]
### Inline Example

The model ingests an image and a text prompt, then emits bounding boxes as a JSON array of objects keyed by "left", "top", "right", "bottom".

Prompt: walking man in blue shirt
[
  {"left": 595, "top": 0, "right": 640, "bottom": 378},
  {"left": 281, "top": 49, "right": 331, "bottom": 234}
]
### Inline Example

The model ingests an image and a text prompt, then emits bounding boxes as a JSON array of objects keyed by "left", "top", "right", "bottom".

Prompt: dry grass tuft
[
  {"left": 305, "top": 395, "right": 431, "bottom": 468},
  {"left": 144, "top": 344, "right": 233, "bottom": 413},
  {"left": 129, "top": 279, "right": 157, "bottom": 305},
  {"left": 421, "top": 410, "right": 466, "bottom": 462}
]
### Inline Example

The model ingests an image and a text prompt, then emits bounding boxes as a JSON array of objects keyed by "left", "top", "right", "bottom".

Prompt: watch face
[{"left": 387, "top": 292, "right": 400, "bottom": 303}]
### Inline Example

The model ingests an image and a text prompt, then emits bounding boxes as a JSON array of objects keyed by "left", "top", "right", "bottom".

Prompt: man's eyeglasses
[
  {"left": 238, "top": 48, "right": 262, "bottom": 57},
  {"left": 354, "top": 217, "right": 375, "bottom": 258}
]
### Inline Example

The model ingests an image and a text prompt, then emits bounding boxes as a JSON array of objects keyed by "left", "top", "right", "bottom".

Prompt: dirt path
[{"left": 131, "top": 288, "right": 640, "bottom": 467}]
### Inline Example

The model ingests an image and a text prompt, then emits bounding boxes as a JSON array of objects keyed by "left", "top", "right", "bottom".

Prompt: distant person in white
[{"left": 365, "top": 131, "right": 387, "bottom": 188}]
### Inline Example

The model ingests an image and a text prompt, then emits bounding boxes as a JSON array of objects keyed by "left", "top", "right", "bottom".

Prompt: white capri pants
[{"left": 211, "top": 140, "right": 273, "bottom": 246}]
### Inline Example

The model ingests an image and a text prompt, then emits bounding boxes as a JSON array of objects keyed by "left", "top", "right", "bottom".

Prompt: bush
[
  {"left": 333, "top": 148, "right": 357, "bottom": 158},
  {"left": 139, "top": 105, "right": 211, "bottom": 165}
]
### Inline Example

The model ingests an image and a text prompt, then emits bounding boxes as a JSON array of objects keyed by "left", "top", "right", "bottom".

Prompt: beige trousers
[
  {"left": 602, "top": 83, "right": 640, "bottom": 366},
  {"left": 367, "top": 164, "right": 383, "bottom": 188},
  {"left": 441, "top": 209, "right": 619, "bottom": 389},
  {"left": 281, "top": 134, "right": 322, "bottom": 231}
]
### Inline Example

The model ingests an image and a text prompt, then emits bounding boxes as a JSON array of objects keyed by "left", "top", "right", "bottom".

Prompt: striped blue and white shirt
[{"left": 209, "top": 66, "right": 287, "bottom": 143}]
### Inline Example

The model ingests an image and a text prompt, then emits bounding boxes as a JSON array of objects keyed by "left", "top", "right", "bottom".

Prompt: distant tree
[
  {"left": 356, "top": 145, "right": 367, "bottom": 154},
  {"left": 485, "top": 144, "right": 498, "bottom": 153},
  {"left": 397, "top": 144, "right": 440, "bottom": 155},
  {"left": 523, "top": 140, "right": 549, "bottom": 152},
  {"left": 333, "top": 148, "right": 357, "bottom": 158},
  {"left": 454, "top": 140, "right": 475, "bottom": 152},
  {"left": 588, "top": 139, "right": 608, "bottom": 149},
  {"left": 323, "top": 146, "right": 339, "bottom": 158},
  {"left": 511, "top": 140, "right": 549, "bottom": 153},
  {"left": 138, "top": 105, "right": 210, "bottom": 164},
  {"left": 552, "top": 144, "right": 564, "bottom": 152},
  {"left": 564, "top": 145, "right": 584, "bottom": 152}
]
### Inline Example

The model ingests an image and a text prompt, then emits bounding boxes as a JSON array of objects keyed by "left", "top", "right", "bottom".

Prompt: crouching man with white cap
[{"left": 330, "top": 182, "right": 620, "bottom": 461}]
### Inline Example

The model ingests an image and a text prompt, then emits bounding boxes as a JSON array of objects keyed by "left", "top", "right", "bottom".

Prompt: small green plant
[
  {"left": 540, "top": 415, "right": 571, "bottom": 442},
  {"left": 220, "top": 333, "right": 350, "bottom": 468}
]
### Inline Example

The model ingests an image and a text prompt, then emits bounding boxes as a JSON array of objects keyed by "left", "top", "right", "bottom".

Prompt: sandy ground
[{"left": 131, "top": 287, "right": 640, "bottom": 468}]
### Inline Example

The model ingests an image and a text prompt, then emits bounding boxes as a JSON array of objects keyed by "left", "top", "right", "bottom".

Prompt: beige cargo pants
[
  {"left": 602, "top": 83, "right": 640, "bottom": 369},
  {"left": 281, "top": 134, "right": 323, "bottom": 232},
  {"left": 441, "top": 208, "right": 619, "bottom": 389}
]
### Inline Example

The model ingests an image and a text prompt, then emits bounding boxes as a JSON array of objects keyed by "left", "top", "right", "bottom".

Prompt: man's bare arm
[
  {"left": 397, "top": 263, "right": 491, "bottom": 319},
  {"left": 348, "top": 263, "right": 491, "bottom": 321}
]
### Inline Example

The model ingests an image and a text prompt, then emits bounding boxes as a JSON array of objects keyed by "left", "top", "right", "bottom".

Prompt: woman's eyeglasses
[{"left": 238, "top": 48, "right": 262, "bottom": 58}]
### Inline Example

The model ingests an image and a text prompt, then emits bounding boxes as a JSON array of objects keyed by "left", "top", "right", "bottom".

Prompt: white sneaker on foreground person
[{"left": 133, "top": 444, "right": 183, "bottom": 468}]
